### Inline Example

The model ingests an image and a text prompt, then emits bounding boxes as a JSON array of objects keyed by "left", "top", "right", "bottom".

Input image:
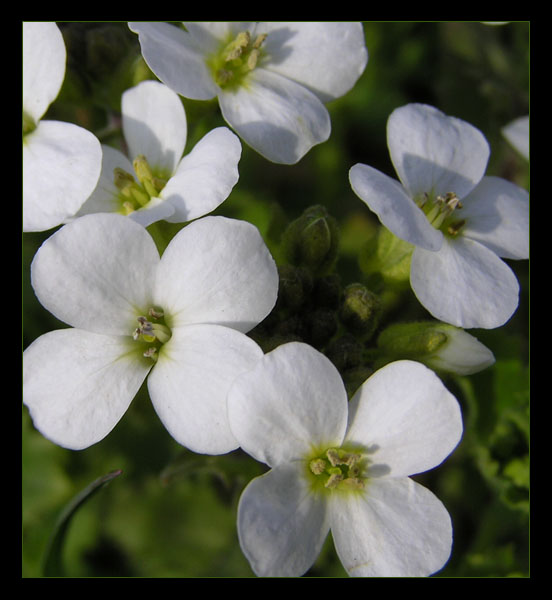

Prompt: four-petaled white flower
[
  {"left": 23, "top": 22, "right": 103, "bottom": 232},
  {"left": 75, "top": 80, "right": 242, "bottom": 228},
  {"left": 227, "top": 342, "right": 463, "bottom": 577},
  {"left": 128, "top": 22, "right": 368, "bottom": 164},
  {"left": 349, "top": 103, "right": 529, "bottom": 329},
  {"left": 23, "top": 213, "right": 278, "bottom": 453}
]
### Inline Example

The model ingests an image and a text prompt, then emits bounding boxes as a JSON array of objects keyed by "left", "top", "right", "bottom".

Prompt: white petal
[
  {"left": 237, "top": 462, "right": 330, "bottom": 577},
  {"left": 147, "top": 324, "right": 263, "bottom": 454},
  {"left": 218, "top": 68, "right": 331, "bottom": 164},
  {"left": 345, "top": 360, "right": 463, "bottom": 478},
  {"left": 23, "top": 22, "right": 66, "bottom": 123},
  {"left": 73, "top": 144, "right": 133, "bottom": 218},
  {"left": 227, "top": 342, "right": 348, "bottom": 468},
  {"left": 502, "top": 115, "right": 529, "bottom": 159},
  {"left": 127, "top": 197, "right": 176, "bottom": 227},
  {"left": 260, "top": 22, "right": 368, "bottom": 102},
  {"left": 162, "top": 127, "right": 241, "bottom": 222},
  {"left": 387, "top": 103, "right": 490, "bottom": 199},
  {"left": 122, "top": 80, "right": 187, "bottom": 175},
  {"left": 31, "top": 213, "right": 159, "bottom": 335},
  {"left": 153, "top": 216, "right": 278, "bottom": 333},
  {"left": 23, "top": 328, "right": 151, "bottom": 450},
  {"left": 23, "top": 120, "right": 102, "bottom": 232},
  {"left": 330, "top": 477, "right": 453, "bottom": 577},
  {"left": 460, "top": 176, "right": 529, "bottom": 259},
  {"left": 349, "top": 163, "right": 443, "bottom": 251},
  {"left": 410, "top": 236, "right": 520, "bottom": 329},
  {"left": 128, "top": 22, "right": 218, "bottom": 100}
]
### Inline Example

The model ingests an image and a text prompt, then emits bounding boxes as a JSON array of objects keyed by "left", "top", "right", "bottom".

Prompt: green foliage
[{"left": 23, "top": 21, "right": 529, "bottom": 578}]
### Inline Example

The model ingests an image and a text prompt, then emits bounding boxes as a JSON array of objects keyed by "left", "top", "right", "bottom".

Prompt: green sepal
[
  {"left": 358, "top": 226, "right": 413, "bottom": 288},
  {"left": 376, "top": 321, "right": 448, "bottom": 360}
]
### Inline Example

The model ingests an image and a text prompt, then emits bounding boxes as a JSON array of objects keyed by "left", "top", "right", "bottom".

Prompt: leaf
[{"left": 42, "top": 469, "right": 123, "bottom": 577}]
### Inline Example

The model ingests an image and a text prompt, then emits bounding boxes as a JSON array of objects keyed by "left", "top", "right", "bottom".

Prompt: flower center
[
  {"left": 307, "top": 446, "right": 368, "bottom": 493},
  {"left": 133, "top": 306, "right": 172, "bottom": 361},
  {"left": 114, "top": 155, "right": 168, "bottom": 215},
  {"left": 207, "top": 30, "right": 268, "bottom": 90},
  {"left": 415, "top": 191, "right": 466, "bottom": 237},
  {"left": 23, "top": 110, "right": 36, "bottom": 136}
]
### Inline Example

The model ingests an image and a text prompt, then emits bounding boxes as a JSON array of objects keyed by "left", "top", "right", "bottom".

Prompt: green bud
[
  {"left": 339, "top": 283, "right": 381, "bottom": 339},
  {"left": 359, "top": 227, "right": 413, "bottom": 289},
  {"left": 313, "top": 274, "right": 342, "bottom": 309},
  {"left": 305, "top": 308, "right": 338, "bottom": 347},
  {"left": 281, "top": 205, "right": 340, "bottom": 275},
  {"left": 377, "top": 322, "right": 448, "bottom": 359},
  {"left": 277, "top": 265, "right": 313, "bottom": 311},
  {"left": 325, "top": 334, "right": 363, "bottom": 372},
  {"left": 376, "top": 321, "right": 495, "bottom": 375}
]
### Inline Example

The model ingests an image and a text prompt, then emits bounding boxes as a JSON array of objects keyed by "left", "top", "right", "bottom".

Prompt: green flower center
[
  {"left": 23, "top": 111, "right": 36, "bottom": 136},
  {"left": 207, "top": 30, "right": 268, "bottom": 90},
  {"left": 114, "top": 155, "right": 168, "bottom": 215},
  {"left": 133, "top": 306, "right": 172, "bottom": 362},
  {"left": 415, "top": 191, "right": 466, "bottom": 237},
  {"left": 307, "top": 446, "right": 368, "bottom": 493}
]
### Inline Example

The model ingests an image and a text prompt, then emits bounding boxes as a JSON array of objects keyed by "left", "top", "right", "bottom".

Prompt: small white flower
[
  {"left": 75, "top": 80, "right": 241, "bottom": 227},
  {"left": 227, "top": 342, "right": 463, "bottom": 577},
  {"left": 128, "top": 22, "right": 368, "bottom": 164},
  {"left": 502, "top": 115, "right": 529, "bottom": 160},
  {"left": 349, "top": 103, "right": 529, "bottom": 329},
  {"left": 23, "top": 22, "right": 102, "bottom": 232},
  {"left": 23, "top": 213, "right": 278, "bottom": 453}
]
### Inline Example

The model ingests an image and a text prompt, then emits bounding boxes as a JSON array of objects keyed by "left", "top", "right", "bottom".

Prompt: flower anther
[{"left": 208, "top": 30, "right": 268, "bottom": 89}]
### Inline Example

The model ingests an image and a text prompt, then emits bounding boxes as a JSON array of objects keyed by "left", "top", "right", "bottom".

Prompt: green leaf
[{"left": 42, "top": 469, "right": 123, "bottom": 577}]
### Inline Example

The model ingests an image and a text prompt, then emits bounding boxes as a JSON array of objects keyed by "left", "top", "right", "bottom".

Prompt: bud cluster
[{"left": 249, "top": 205, "right": 382, "bottom": 396}]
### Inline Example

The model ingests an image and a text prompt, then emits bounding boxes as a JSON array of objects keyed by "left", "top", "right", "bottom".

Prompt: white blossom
[
  {"left": 129, "top": 22, "right": 368, "bottom": 164},
  {"left": 23, "top": 22, "right": 102, "bottom": 232},
  {"left": 227, "top": 342, "right": 462, "bottom": 577},
  {"left": 75, "top": 80, "right": 241, "bottom": 227},
  {"left": 350, "top": 103, "right": 529, "bottom": 329},
  {"left": 23, "top": 213, "right": 278, "bottom": 453}
]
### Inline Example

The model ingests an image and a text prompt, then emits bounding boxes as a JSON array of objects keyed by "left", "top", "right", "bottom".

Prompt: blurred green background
[{"left": 22, "top": 21, "right": 529, "bottom": 578}]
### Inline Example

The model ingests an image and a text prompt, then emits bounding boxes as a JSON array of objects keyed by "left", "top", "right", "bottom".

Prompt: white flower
[
  {"left": 23, "top": 213, "right": 278, "bottom": 453},
  {"left": 23, "top": 22, "right": 102, "bottom": 232},
  {"left": 502, "top": 115, "right": 529, "bottom": 160},
  {"left": 227, "top": 342, "right": 463, "bottom": 577},
  {"left": 75, "top": 80, "right": 241, "bottom": 227},
  {"left": 128, "top": 22, "right": 368, "bottom": 164},
  {"left": 349, "top": 103, "right": 529, "bottom": 329}
]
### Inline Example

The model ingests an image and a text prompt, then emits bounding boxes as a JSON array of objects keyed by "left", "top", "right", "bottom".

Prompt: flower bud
[
  {"left": 325, "top": 334, "right": 363, "bottom": 372},
  {"left": 359, "top": 227, "right": 413, "bottom": 289},
  {"left": 277, "top": 265, "right": 313, "bottom": 311},
  {"left": 377, "top": 321, "right": 495, "bottom": 375},
  {"left": 281, "top": 205, "right": 340, "bottom": 274},
  {"left": 313, "top": 274, "right": 342, "bottom": 309},
  {"left": 305, "top": 308, "right": 338, "bottom": 347},
  {"left": 339, "top": 283, "right": 381, "bottom": 340}
]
